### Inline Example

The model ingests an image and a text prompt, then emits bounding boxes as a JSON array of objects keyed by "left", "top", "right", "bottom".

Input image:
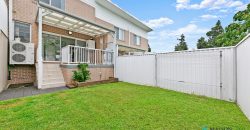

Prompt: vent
[
  {"left": 12, "top": 54, "right": 26, "bottom": 62},
  {"left": 12, "top": 43, "right": 26, "bottom": 52}
]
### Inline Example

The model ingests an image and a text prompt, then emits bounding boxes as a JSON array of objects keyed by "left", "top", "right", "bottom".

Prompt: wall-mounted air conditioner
[{"left": 10, "top": 38, "right": 34, "bottom": 65}]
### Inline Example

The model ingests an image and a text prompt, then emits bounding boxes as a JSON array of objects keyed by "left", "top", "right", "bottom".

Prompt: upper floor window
[
  {"left": 133, "top": 34, "right": 141, "bottom": 45},
  {"left": 40, "top": 0, "right": 65, "bottom": 10},
  {"left": 14, "top": 21, "right": 31, "bottom": 43},
  {"left": 115, "top": 27, "right": 125, "bottom": 41}
]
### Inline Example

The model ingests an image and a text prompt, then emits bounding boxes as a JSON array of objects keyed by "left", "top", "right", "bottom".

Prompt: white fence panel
[
  {"left": 156, "top": 48, "right": 236, "bottom": 101},
  {"left": 236, "top": 36, "right": 250, "bottom": 120},
  {"left": 157, "top": 50, "right": 221, "bottom": 99},
  {"left": 116, "top": 55, "right": 156, "bottom": 86},
  {"left": 221, "top": 48, "right": 236, "bottom": 101},
  {"left": 115, "top": 47, "right": 236, "bottom": 101}
]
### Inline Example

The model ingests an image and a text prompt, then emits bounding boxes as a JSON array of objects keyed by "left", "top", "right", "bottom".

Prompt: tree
[
  {"left": 206, "top": 20, "right": 224, "bottom": 47},
  {"left": 197, "top": 37, "right": 208, "bottom": 49},
  {"left": 175, "top": 34, "right": 188, "bottom": 51},
  {"left": 148, "top": 44, "right": 151, "bottom": 52},
  {"left": 214, "top": 4, "right": 250, "bottom": 46}
]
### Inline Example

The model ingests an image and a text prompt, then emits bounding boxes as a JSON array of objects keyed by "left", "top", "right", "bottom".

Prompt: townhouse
[{"left": 0, "top": 0, "right": 152, "bottom": 91}]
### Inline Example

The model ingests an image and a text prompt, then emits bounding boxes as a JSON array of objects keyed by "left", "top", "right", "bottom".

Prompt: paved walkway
[{"left": 0, "top": 86, "right": 68, "bottom": 101}]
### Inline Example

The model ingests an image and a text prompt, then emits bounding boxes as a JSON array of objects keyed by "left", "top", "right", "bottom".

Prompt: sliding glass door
[
  {"left": 42, "top": 34, "right": 60, "bottom": 61},
  {"left": 61, "top": 37, "right": 75, "bottom": 48},
  {"left": 42, "top": 33, "right": 88, "bottom": 61}
]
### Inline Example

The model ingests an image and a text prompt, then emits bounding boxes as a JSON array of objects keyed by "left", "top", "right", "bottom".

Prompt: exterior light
[{"left": 68, "top": 31, "right": 73, "bottom": 35}]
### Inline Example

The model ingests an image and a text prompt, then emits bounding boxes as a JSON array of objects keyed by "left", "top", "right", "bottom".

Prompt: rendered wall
[
  {"left": 0, "top": 32, "right": 8, "bottom": 92},
  {"left": 0, "top": 0, "right": 8, "bottom": 92},
  {"left": 236, "top": 36, "right": 250, "bottom": 120},
  {"left": 0, "top": 0, "right": 8, "bottom": 35},
  {"left": 81, "top": 0, "right": 148, "bottom": 39}
]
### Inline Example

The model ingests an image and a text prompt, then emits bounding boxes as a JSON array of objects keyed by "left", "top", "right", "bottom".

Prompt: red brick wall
[
  {"left": 43, "top": 24, "right": 93, "bottom": 40},
  {"left": 9, "top": 65, "right": 36, "bottom": 85}
]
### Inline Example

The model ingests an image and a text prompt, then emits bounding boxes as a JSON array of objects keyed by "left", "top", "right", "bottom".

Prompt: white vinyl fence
[
  {"left": 236, "top": 35, "right": 250, "bottom": 120},
  {"left": 116, "top": 55, "right": 156, "bottom": 86},
  {"left": 116, "top": 47, "right": 236, "bottom": 102}
]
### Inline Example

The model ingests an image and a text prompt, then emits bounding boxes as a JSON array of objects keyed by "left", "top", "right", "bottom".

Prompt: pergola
[
  {"left": 40, "top": 3, "right": 113, "bottom": 37},
  {"left": 36, "top": 4, "right": 117, "bottom": 89}
]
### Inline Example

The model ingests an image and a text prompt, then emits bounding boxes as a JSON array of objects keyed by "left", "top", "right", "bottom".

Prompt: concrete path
[{"left": 0, "top": 86, "right": 68, "bottom": 101}]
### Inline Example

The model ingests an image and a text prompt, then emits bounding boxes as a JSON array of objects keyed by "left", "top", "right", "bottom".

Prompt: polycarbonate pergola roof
[{"left": 41, "top": 7, "right": 112, "bottom": 37}]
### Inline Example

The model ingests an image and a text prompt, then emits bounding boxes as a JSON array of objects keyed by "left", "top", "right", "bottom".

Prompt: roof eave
[{"left": 96, "top": 0, "right": 153, "bottom": 32}]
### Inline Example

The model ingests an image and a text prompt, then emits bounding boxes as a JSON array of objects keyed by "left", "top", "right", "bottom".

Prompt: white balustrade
[{"left": 62, "top": 45, "right": 114, "bottom": 65}]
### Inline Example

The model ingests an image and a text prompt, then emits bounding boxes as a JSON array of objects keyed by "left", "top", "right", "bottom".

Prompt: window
[
  {"left": 14, "top": 21, "right": 31, "bottom": 43},
  {"left": 133, "top": 34, "right": 141, "bottom": 45},
  {"left": 77, "top": 40, "right": 87, "bottom": 47},
  {"left": 42, "top": 33, "right": 60, "bottom": 61},
  {"left": 61, "top": 37, "right": 75, "bottom": 48},
  {"left": 40, "top": 0, "right": 49, "bottom": 4},
  {"left": 115, "top": 27, "right": 125, "bottom": 41},
  {"left": 42, "top": 33, "right": 88, "bottom": 61},
  {"left": 40, "top": 0, "right": 65, "bottom": 10}
]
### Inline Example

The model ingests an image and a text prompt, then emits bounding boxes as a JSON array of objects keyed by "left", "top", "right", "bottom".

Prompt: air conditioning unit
[
  {"left": 87, "top": 40, "right": 96, "bottom": 49},
  {"left": 10, "top": 39, "right": 34, "bottom": 65}
]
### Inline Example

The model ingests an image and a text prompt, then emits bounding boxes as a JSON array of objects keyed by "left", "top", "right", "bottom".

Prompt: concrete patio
[{"left": 0, "top": 86, "right": 68, "bottom": 101}]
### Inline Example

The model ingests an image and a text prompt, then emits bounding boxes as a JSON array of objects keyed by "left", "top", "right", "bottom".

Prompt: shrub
[{"left": 72, "top": 64, "right": 91, "bottom": 82}]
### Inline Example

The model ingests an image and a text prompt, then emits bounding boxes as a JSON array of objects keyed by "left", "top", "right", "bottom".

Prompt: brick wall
[
  {"left": 9, "top": 65, "right": 36, "bottom": 85},
  {"left": 61, "top": 66, "right": 114, "bottom": 84},
  {"left": 11, "top": 0, "right": 38, "bottom": 85},
  {"left": 43, "top": 24, "right": 93, "bottom": 40},
  {"left": 130, "top": 32, "right": 148, "bottom": 51}
]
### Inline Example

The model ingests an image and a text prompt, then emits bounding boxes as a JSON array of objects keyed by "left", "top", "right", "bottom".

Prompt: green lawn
[{"left": 0, "top": 82, "right": 249, "bottom": 130}]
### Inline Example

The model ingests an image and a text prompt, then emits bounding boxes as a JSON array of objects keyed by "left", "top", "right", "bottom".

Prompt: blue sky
[{"left": 111, "top": 0, "right": 249, "bottom": 52}]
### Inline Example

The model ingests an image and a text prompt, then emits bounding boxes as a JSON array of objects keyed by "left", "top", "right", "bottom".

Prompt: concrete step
[
  {"left": 42, "top": 63, "right": 66, "bottom": 89},
  {"left": 42, "top": 74, "right": 64, "bottom": 79},
  {"left": 42, "top": 82, "right": 66, "bottom": 89},
  {"left": 43, "top": 78, "right": 65, "bottom": 83}
]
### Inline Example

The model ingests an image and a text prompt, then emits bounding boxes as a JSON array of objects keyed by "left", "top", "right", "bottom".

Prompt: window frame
[
  {"left": 42, "top": 31, "right": 87, "bottom": 62},
  {"left": 14, "top": 21, "right": 32, "bottom": 43},
  {"left": 115, "top": 27, "right": 125, "bottom": 41},
  {"left": 133, "top": 34, "right": 141, "bottom": 46},
  {"left": 40, "top": 0, "right": 65, "bottom": 10}
]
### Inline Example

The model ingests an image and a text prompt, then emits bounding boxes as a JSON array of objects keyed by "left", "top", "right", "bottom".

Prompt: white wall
[
  {"left": 0, "top": 0, "right": 8, "bottom": 36},
  {"left": 116, "top": 47, "right": 236, "bottom": 101},
  {"left": 0, "top": 0, "right": 8, "bottom": 92},
  {"left": 236, "top": 36, "right": 250, "bottom": 120},
  {"left": 80, "top": 0, "right": 148, "bottom": 38},
  {"left": 0, "top": 32, "right": 8, "bottom": 92}
]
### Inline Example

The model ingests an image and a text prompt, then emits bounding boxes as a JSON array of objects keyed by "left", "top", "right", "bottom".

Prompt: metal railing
[{"left": 62, "top": 45, "right": 114, "bottom": 65}]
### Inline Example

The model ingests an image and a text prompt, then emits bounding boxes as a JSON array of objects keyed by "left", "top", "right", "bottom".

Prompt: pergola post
[
  {"left": 37, "top": 7, "right": 43, "bottom": 89},
  {"left": 112, "top": 32, "right": 118, "bottom": 78}
]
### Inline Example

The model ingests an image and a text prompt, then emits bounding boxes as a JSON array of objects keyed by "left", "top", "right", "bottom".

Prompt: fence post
[
  {"left": 155, "top": 54, "right": 158, "bottom": 87},
  {"left": 220, "top": 51, "right": 223, "bottom": 100}
]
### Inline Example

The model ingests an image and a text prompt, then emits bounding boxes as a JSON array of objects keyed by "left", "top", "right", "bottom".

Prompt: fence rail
[{"left": 62, "top": 45, "right": 114, "bottom": 65}]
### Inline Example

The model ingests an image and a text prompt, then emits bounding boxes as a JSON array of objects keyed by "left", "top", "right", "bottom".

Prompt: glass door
[{"left": 42, "top": 33, "right": 60, "bottom": 61}]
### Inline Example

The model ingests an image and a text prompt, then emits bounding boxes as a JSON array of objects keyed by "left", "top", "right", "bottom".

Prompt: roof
[
  {"left": 39, "top": 2, "right": 114, "bottom": 37},
  {"left": 96, "top": 0, "right": 153, "bottom": 32}
]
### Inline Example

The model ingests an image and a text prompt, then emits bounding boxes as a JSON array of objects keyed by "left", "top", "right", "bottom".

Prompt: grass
[{"left": 0, "top": 82, "right": 249, "bottom": 130}]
